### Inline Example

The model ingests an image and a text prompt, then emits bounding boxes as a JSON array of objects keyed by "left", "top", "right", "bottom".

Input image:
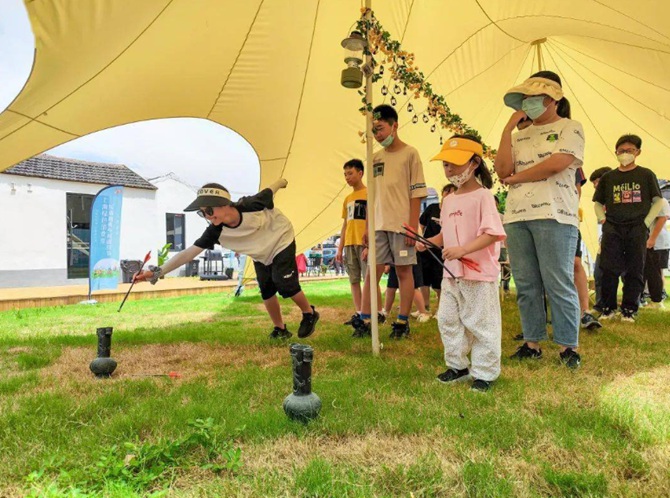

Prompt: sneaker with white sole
[
  {"left": 620, "top": 309, "right": 636, "bottom": 323},
  {"left": 437, "top": 368, "right": 470, "bottom": 383},
  {"left": 416, "top": 312, "right": 431, "bottom": 323},
  {"left": 470, "top": 379, "right": 492, "bottom": 392},
  {"left": 559, "top": 348, "right": 581, "bottom": 369},
  {"left": 598, "top": 309, "right": 618, "bottom": 321},
  {"left": 646, "top": 301, "right": 666, "bottom": 310},
  {"left": 581, "top": 312, "right": 602, "bottom": 330}
]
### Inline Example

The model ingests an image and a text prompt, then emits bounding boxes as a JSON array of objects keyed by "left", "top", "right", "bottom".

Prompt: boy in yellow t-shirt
[{"left": 336, "top": 159, "right": 369, "bottom": 326}]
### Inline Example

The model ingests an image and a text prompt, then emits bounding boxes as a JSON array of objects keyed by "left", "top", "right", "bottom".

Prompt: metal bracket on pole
[{"left": 531, "top": 38, "right": 547, "bottom": 72}]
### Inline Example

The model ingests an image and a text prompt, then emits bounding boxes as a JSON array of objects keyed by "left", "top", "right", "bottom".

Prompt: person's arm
[
  {"left": 235, "top": 179, "right": 288, "bottom": 213},
  {"left": 405, "top": 197, "right": 422, "bottom": 247},
  {"left": 502, "top": 153, "right": 575, "bottom": 185},
  {"left": 416, "top": 232, "right": 443, "bottom": 252},
  {"left": 335, "top": 220, "right": 347, "bottom": 263},
  {"left": 494, "top": 110, "right": 526, "bottom": 179},
  {"left": 134, "top": 245, "right": 204, "bottom": 282},
  {"left": 647, "top": 214, "right": 668, "bottom": 248},
  {"left": 644, "top": 197, "right": 665, "bottom": 227},
  {"left": 443, "top": 234, "right": 499, "bottom": 261},
  {"left": 594, "top": 202, "right": 606, "bottom": 224}
]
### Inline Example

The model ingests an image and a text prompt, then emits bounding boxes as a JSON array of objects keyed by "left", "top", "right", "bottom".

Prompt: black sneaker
[
  {"left": 298, "top": 306, "right": 319, "bottom": 338},
  {"left": 510, "top": 342, "right": 542, "bottom": 360},
  {"left": 390, "top": 321, "right": 410, "bottom": 339},
  {"left": 559, "top": 348, "right": 581, "bottom": 369},
  {"left": 598, "top": 308, "right": 617, "bottom": 321},
  {"left": 580, "top": 312, "right": 602, "bottom": 330},
  {"left": 437, "top": 368, "right": 470, "bottom": 383},
  {"left": 620, "top": 309, "right": 636, "bottom": 323},
  {"left": 470, "top": 379, "right": 492, "bottom": 392},
  {"left": 343, "top": 313, "right": 358, "bottom": 326},
  {"left": 378, "top": 312, "right": 386, "bottom": 325},
  {"left": 269, "top": 326, "right": 292, "bottom": 340},
  {"left": 351, "top": 321, "right": 371, "bottom": 338},
  {"left": 513, "top": 333, "right": 524, "bottom": 341}
]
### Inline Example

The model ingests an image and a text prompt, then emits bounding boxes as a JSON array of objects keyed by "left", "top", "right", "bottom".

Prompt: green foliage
[
  {"left": 543, "top": 467, "right": 608, "bottom": 497},
  {"left": 24, "top": 418, "right": 242, "bottom": 495},
  {"left": 462, "top": 461, "right": 514, "bottom": 498},
  {"left": 157, "top": 243, "right": 172, "bottom": 267}
]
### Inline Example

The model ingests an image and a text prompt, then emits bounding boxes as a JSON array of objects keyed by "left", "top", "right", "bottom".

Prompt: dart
[{"left": 117, "top": 250, "right": 151, "bottom": 312}]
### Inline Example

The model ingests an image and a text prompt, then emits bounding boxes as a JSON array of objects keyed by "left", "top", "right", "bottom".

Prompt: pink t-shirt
[{"left": 440, "top": 188, "right": 507, "bottom": 282}]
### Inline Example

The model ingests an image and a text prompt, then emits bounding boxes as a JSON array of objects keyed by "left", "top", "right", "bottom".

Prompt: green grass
[{"left": 0, "top": 279, "right": 669, "bottom": 497}]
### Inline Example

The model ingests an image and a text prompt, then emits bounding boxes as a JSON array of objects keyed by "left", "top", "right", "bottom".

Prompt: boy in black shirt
[
  {"left": 593, "top": 134, "right": 663, "bottom": 321},
  {"left": 135, "top": 179, "right": 319, "bottom": 339}
]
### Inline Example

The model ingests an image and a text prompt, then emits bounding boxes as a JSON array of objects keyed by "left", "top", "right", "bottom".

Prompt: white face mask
[
  {"left": 617, "top": 153, "right": 636, "bottom": 166},
  {"left": 447, "top": 162, "right": 475, "bottom": 188}
]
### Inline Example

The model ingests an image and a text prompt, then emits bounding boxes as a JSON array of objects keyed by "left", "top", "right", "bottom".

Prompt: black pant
[
  {"left": 599, "top": 222, "right": 647, "bottom": 313},
  {"left": 593, "top": 253, "right": 603, "bottom": 310},
  {"left": 644, "top": 248, "right": 669, "bottom": 303}
]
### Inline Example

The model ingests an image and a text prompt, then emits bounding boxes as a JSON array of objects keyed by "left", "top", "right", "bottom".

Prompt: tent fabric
[{"left": 1, "top": 0, "right": 670, "bottom": 261}]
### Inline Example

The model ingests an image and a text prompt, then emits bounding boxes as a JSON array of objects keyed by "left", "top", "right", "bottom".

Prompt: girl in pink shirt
[{"left": 418, "top": 135, "right": 506, "bottom": 392}]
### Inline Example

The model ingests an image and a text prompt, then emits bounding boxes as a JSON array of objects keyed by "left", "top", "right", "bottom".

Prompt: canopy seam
[
  {"left": 206, "top": 0, "right": 266, "bottom": 119},
  {"left": 6, "top": 109, "right": 80, "bottom": 137},
  {"left": 278, "top": 0, "right": 321, "bottom": 178},
  {"left": 294, "top": 184, "right": 348, "bottom": 239},
  {"left": 474, "top": 0, "right": 525, "bottom": 43}
]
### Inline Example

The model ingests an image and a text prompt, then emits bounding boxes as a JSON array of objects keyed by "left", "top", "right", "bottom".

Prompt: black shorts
[
  {"left": 253, "top": 240, "right": 302, "bottom": 300},
  {"left": 386, "top": 263, "right": 423, "bottom": 289},
  {"left": 575, "top": 230, "right": 583, "bottom": 259},
  {"left": 418, "top": 251, "right": 443, "bottom": 290}
]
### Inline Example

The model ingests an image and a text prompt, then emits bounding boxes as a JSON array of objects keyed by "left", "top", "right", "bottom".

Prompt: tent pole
[
  {"left": 365, "top": 0, "right": 380, "bottom": 356},
  {"left": 532, "top": 38, "right": 546, "bottom": 72}
]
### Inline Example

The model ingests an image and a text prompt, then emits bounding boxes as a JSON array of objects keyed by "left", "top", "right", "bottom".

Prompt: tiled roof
[{"left": 2, "top": 154, "right": 157, "bottom": 190}]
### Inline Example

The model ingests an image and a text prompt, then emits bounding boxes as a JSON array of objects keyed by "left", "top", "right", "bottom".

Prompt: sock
[
  {"left": 397, "top": 314, "right": 408, "bottom": 323},
  {"left": 360, "top": 313, "right": 371, "bottom": 322}
]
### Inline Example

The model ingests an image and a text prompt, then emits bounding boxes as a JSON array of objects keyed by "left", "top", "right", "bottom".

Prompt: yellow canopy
[{"left": 2, "top": 0, "right": 669, "bottom": 256}]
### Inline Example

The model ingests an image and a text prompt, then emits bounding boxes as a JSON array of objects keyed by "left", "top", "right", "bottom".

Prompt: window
[
  {"left": 166, "top": 213, "right": 185, "bottom": 251},
  {"left": 66, "top": 193, "right": 94, "bottom": 278}
]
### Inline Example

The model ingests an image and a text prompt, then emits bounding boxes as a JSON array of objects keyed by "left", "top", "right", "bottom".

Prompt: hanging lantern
[
  {"left": 407, "top": 103, "right": 414, "bottom": 113},
  {"left": 423, "top": 114, "right": 429, "bottom": 123},
  {"left": 403, "top": 86, "right": 407, "bottom": 96},
  {"left": 340, "top": 31, "right": 367, "bottom": 89},
  {"left": 393, "top": 84, "right": 401, "bottom": 94},
  {"left": 381, "top": 85, "right": 388, "bottom": 96},
  {"left": 379, "top": 65, "right": 385, "bottom": 75},
  {"left": 390, "top": 96, "right": 397, "bottom": 106},
  {"left": 412, "top": 115, "right": 418, "bottom": 124},
  {"left": 430, "top": 124, "right": 436, "bottom": 133},
  {"left": 440, "top": 136, "right": 444, "bottom": 145}
]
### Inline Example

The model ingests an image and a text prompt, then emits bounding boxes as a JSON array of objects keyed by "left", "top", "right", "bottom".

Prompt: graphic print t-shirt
[
  {"left": 341, "top": 188, "right": 367, "bottom": 247},
  {"left": 372, "top": 144, "right": 428, "bottom": 232},
  {"left": 592, "top": 166, "right": 662, "bottom": 226},
  {"left": 504, "top": 118, "right": 585, "bottom": 227}
]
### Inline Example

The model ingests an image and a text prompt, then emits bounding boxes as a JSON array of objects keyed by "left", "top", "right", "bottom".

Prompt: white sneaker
[
  {"left": 410, "top": 310, "right": 421, "bottom": 318},
  {"left": 647, "top": 301, "right": 666, "bottom": 310},
  {"left": 416, "top": 312, "right": 431, "bottom": 323}
]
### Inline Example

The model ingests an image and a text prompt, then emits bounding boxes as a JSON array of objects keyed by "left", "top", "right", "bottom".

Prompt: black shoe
[
  {"left": 513, "top": 333, "right": 524, "bottom": 341},
  {"left": 269, "top": 326, "right": 292, "bottom": 340},
  {"left": 350, "top": 314, "right": 370, "bottom": 337},
  {"left": 378, "top": 312, "right": 386, "bottom": 325},
  {"left": 581, "top": 312, "right": 602, "bottom": 330},
  {"left": 598, "top": 308, "right": 617, "bottom": 321},
  {"left": 559, "top": 348, "right": 581, "bottom": 369},
  {"left": 390, "top": 321, "right": 410, "bottom": 339},
  {"left": 510, "top": 342, "right": 542, "bottom": 360},
  {"left": 470, "top": 379, "right": 492, "bottom": 392},
  {"left": 437, "top": 367, "right": 470, "bottom": 383},
  {"left": 343, "top": 313, "right": 358, "bottom": 326},
  {"left": 620, "top": 309, "right": 636, "bottom": 323},
  {"left": 298, "top": 306, "right": 319, "bottom": 338}
]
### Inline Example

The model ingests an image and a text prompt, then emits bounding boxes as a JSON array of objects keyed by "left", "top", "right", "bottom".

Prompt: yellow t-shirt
[{"left": 342, "top": 188, "right": 367, "bottom": 247}]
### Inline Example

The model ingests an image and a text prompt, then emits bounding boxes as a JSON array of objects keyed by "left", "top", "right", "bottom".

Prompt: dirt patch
[{"left": 39, "top": 343, "right": 344, "bottom": 386}]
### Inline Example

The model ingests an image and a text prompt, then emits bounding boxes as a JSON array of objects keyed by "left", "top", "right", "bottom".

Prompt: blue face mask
[
  {"left": 380, "top": 133, "right": 394, "bottom": 148},
  {"left": 521, "top": 96, "right": 547, "bottom": 120}
]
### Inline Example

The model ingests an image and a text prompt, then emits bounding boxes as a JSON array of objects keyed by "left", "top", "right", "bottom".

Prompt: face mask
[
  {"left": 617, "top": 153, "right": 636, "bottom": 166},
  {"left": 521, "top": 96, "right": 547, "bottom": 120},
  {"left": 447, "top": 162, "right": 475, "bottom": 188},
  {"left": 380, "top": 133, "right": 394, "bottom": 148}
]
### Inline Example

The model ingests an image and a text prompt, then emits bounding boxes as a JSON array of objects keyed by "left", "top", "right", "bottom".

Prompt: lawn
[{"left": 0, "top": 279, "right": 669, "bottom": 497}]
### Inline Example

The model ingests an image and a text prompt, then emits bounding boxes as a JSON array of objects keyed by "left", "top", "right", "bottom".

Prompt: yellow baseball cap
[{"left": 431, "top": 137, "right": 483, "bottom": 165}]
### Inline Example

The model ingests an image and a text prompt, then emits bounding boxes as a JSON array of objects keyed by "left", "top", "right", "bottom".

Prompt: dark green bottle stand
[
  {"left": 89, "top": 327, "right": 117, "bottom": 378},
  {"left": 283, "top": 343, "right": 321, "bottom": 422}
]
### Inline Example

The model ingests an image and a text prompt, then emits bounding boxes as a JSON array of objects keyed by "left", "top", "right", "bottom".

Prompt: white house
[{"left": 0, "top": 155, "right": 210, "bottom": 288}]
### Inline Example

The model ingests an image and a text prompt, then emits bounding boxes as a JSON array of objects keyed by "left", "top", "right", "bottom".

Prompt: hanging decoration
[{"left": 355, "top": 7, "right": 497, "bottom": 160}]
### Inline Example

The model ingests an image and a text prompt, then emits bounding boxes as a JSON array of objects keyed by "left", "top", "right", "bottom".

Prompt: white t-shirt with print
[
  {"left": 504, "top": 118, "right": 585, "bottom": 227},
  {"left": 654, "top": 198, "right": 670, "bottom": 250}
]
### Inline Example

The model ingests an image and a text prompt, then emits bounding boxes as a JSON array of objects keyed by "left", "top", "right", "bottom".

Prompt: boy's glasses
[{"left": 197, "top": 207, "right": 214, "bottom": 218}]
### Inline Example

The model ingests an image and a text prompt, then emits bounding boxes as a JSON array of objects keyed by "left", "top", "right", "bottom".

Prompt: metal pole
[{"left": 364, "top": 0, "right": 380, "bottom": 356}]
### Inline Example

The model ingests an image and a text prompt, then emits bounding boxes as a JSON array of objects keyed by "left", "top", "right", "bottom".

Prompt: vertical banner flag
[{"left": 89, "top": 185, "right": 124, "bottom": 294}]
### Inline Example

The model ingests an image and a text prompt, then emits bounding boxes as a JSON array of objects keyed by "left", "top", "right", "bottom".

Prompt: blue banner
[{"left": 89, "top": 185, "right": 124, "bottom": 293}]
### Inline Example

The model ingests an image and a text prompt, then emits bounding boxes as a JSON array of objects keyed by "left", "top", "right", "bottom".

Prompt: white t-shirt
[
  {"left": 504, "top": 118, "right": 585, "bottom": 227},
  {"left": 372, "top": 144, "right": 428, "bottom": 232},
  {"left": 654, "top": 198, "right": 670, "bottom": 250}
]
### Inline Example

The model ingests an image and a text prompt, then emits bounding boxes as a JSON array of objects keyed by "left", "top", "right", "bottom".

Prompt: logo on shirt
[
  {"left": 573, "top": 128, "right": 584, "bottom": 139},
  {"left": 448, "top": 210, "right": 463, "bottom": 218},
  {"left": 557, "top": 209, "right": 577, "bottom": 217},
  {"left": 516, "top": 136, "right": 531, "bottom": 142},
  {"left": 410, "top": 182, "right": 426, "bottom": 191},
  {"left": 347, "top": 200, "right": 367, "bottom": 221},
  {"left": 546, "top": 133, "right": 559, "bottom": 142},
  {"left": 555, "top": 181, "right": 572, "bottom": 189},
  {"left": 517, "top": 159, "right": 534, "bottom": 166},
  {"left": 531, "top": 202, "right": 551, "bottom": 209},
  {"left": 537, "top": 151, "right": 551, "bottom": 158},
  {"left": 373, "top": 161, "right": 385, "bottom": 177},
  {"left": 283, "top": 271, "right": 295, "bottom": 279},
  {"left": 511, "top": 208, "right": 527, "bottom": 215}
]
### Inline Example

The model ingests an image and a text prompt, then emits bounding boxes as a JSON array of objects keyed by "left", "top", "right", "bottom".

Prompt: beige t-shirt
[
  {"left": 372, "top": 144, "right": 428, "bottom": 232},
  {"left": 504, "top": 118, "right": 584, "bottom": 227}
]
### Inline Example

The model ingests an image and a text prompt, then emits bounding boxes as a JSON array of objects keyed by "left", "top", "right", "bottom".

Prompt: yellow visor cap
[{"left": 431, "top": 137, "right": 483, "bottom": 165}]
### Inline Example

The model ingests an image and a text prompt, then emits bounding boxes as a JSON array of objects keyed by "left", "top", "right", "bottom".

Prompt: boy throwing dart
[{"left": 134, "top": 179, "right": 319, "bottom": 339}]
